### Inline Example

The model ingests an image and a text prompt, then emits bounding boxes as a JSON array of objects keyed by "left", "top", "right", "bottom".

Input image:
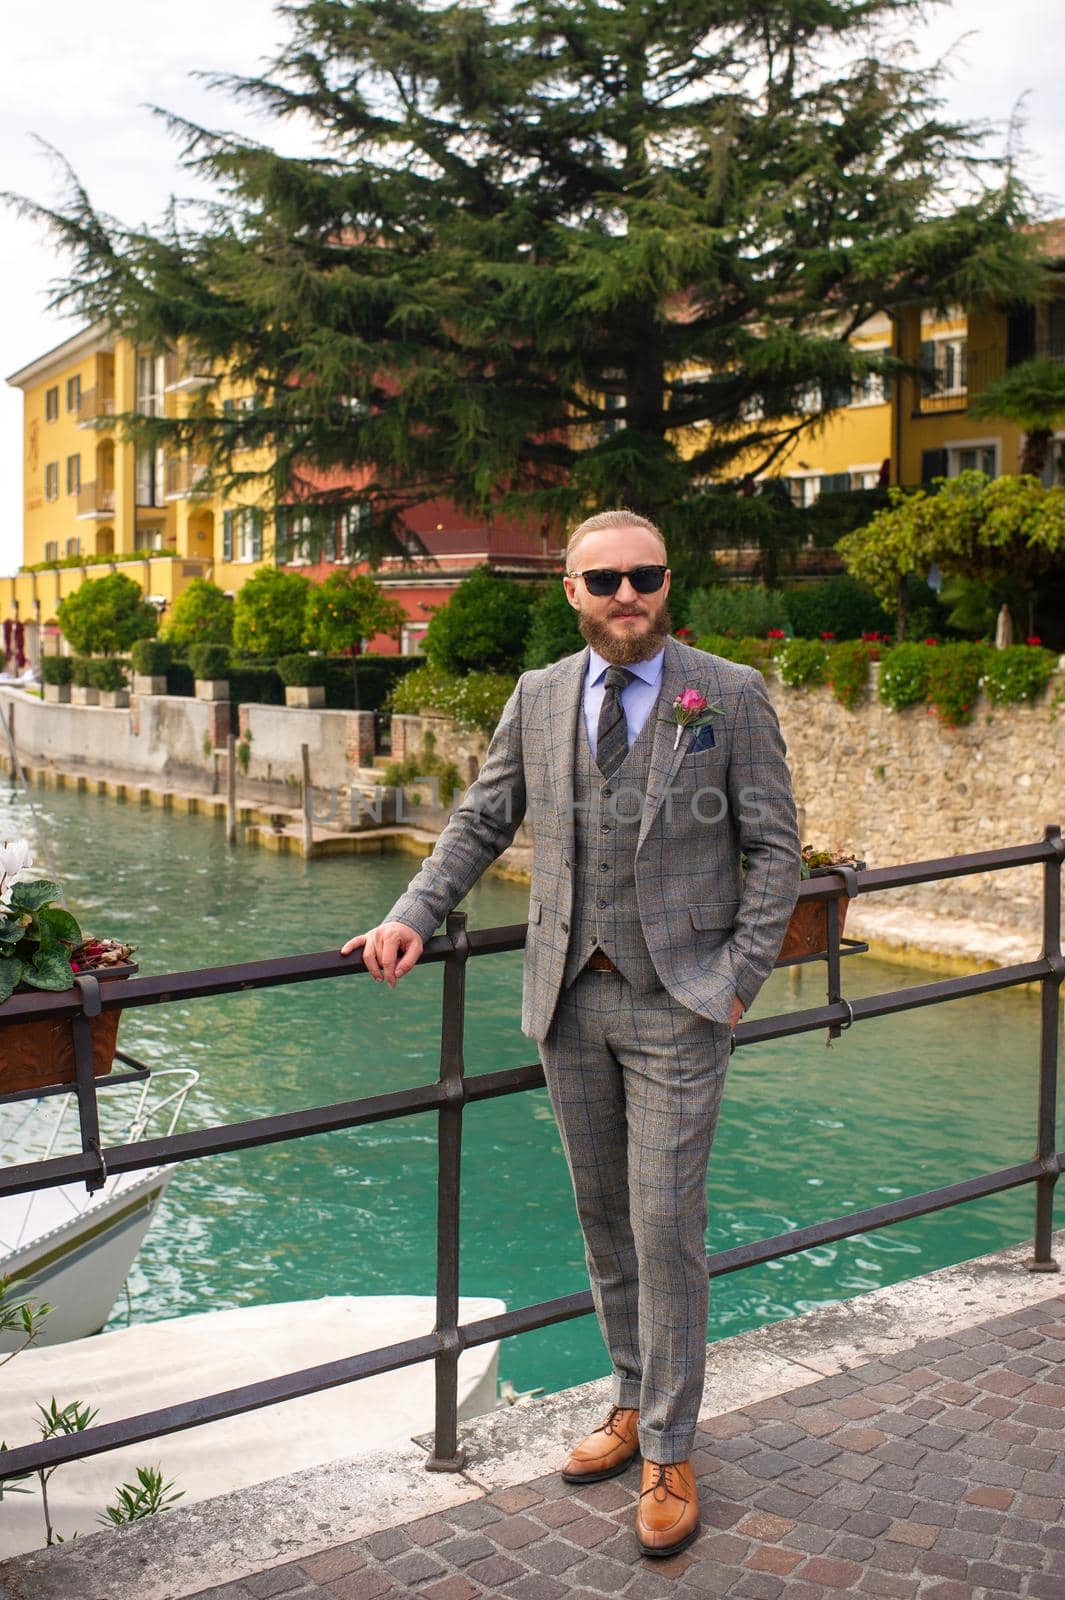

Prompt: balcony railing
[
  {"left": 74, "top": 482, "right": 116, "bottom": 519},
  {"left": 0, "top": 831, "right": 1060, "bottom": 1483},
  {"left": 164, "top": 350, "right": 212, "bottom": 391},
  {"left": 165, "top": 457, "right": 209, "bottom": 499},
  {"left": 916, "top": 345, "right": 1006, "bottom": 414},
  {"left": 75, "top": 388, "right": 115, "bottom": 426}
]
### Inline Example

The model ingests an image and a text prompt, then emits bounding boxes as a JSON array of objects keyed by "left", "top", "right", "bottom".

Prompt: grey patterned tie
[{"left": 595, "top": 666, "right": 634, "bottom": 778}]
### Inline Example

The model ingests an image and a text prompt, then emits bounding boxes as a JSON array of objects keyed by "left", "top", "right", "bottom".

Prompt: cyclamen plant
[{"left": 0, "top": 841, "right": 133, "bottom": 1005}]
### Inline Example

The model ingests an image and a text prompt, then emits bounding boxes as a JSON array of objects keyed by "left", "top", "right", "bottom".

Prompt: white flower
[{"left": 0, "top": 839, "right": 34, "bottom": 895}]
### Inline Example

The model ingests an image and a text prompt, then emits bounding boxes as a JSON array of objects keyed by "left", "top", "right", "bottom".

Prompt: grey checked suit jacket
[{"left": 386, "top": 636, "right": 802, "bottom": 1042}]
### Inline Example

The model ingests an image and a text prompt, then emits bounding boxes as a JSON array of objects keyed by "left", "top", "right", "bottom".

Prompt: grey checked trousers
[{"left": 539, "top": 967, "right": 732, "bottom": 1463}]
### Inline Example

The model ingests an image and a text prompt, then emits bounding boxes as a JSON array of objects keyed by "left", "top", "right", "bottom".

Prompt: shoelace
[
  {"left": 597, "top": 1404, "right": 634, "bottom": 1439},
  {"left": 640, "top": 1462, "right": 689, "bottom": 1503}
]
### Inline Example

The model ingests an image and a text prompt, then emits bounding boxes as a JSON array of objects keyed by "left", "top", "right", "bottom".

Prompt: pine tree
[{"left": 12, "top": 0, "right": 1046, "bottom": 563}]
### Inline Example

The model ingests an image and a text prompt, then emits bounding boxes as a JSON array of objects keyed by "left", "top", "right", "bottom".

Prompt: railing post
[
  {"left": 425, "top": 910, "right": 470, "bottom": 1471},
  {"left": 1027, "top": 823, "right": 1063, "bottom": 1272}
]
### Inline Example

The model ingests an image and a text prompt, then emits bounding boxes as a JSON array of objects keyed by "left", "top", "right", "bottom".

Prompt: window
[
  {"left": 401, "top": 622, "right": 428, "bottom": 656},
  {"left": 337, "top": 502, "right": 371, "bottom": 562},
  {"left": 135, "top": 353, "right": 165, "bottom": 416},
  {"left": 135, "top": 446, "right": 166, "bottom": 507},
  {"left": 1040, "top": 436, "right": 1065, "bottom": 488},
  {"left": 134, "top": 526, "right": 164, "bottom": 552},
  {"left": 797, "top": 383, "right": 822, "bottom": 415},
  {"left": 222, "top": 508, "right": 263, "bottom": 562},
  {"left": 277, "top": 507, "right": 314, "bottom": 565},
  {"left": 737, "top": 394, "right": 765, "bottom": 423},
  {"left": 787, "top": 474, "right": 821, "bottom": 507},
  {"left": 948, "top": 443, "right": 997, "bottom": 478},
  {"left": 66, "top": 375, "right": 82, "bottom": 413},
  {"left": 66, "top": 453, "right": 81, "bottom": 495},
  {"left": 852, "top": 370, "right": 887, "bottom": 407},
  {"left": 44, "top": 541, "right": 59, "bottom": 561},
  {"left": 65, "top": 537, "right": 81, "bottom": 557},
  {"left": 849, "top": 466, "right": 883, "bottom": 491},
  {"left": 44, "top": 386, "right": 59, "bottom": 421},
  {"left": 819, "top": 472, "right": 851, "bottom": 496},
  {"left": 45, "top": 462, "right": 60, "bottom": 501},
  {"left": 920, "top": 338, "right": 968, "bottom": 398},
  {"left": 822, "top": 378, "right": 852, "bottom": 413}
]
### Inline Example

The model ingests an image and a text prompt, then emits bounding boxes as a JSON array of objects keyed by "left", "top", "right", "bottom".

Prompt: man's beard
[{"left": 577, "top": 596, "right": 673, "bottom": 664}]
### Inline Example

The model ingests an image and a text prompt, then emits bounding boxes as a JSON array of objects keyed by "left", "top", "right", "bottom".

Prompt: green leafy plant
[
  {"left": 232, "top": 566, "right": 311, "bottom": 659},
  {"left": 694, "top": 633, "right": 774, "bottom": 670},
  {"left": 687, "top": 585, "right": 790, "bottom": 640},
  {"left": 89, "top": 658, "right": 128, "bottom": 693},
  {"left": 423, "top": 566, "right": 534, "bottom": 675},
  {"left": 825, "top": 640, "right": 876, "bottom": 710},
  {"left": 381, "top": 733, "right": 462, "bottom": 806},
  {"left": 303, "top": 571, "right": 406, "bottom": 655},
  {"left": 389, "top": 663, "right": 516, "bottom": 733},
  {"left": 56, "top": 572, "right": 157, "bottom": 656},
  {"left": 980, "top": 644, "right": 1058, "bottom": 705},
  {"left": 276, "top": 653, "right": 326, "bottom": 688},
  {"left": 783, "top": 575, "right": 891, "bottom": 640},
  {"left": 130, "top": 638, "right": 171, "bottom": 676},
  {"left": 925, "top": 642, "right": 988, "bottom": 727},
  {"left": 0, "top": 843, "right": 133, "bottom": 1004},
  {"left": 188, "top": 643, "right": 231, "bottom": 681},
  {"left": 777, "top": 638, "right": 829, "bottom": 688},
  {"left": 236, "top": 739, "right": 251, "bottom": 773},
  {"left": 98, "top": 1466, "right": 184, "bottom": 1527},
  {"left": 162, "top": 578, "right": 234, "bottom": 647},
  {"left": 878, "top": 642, "right": 933, "bottom": 711},
  {"left": 40, "top": 656, "right": 74, "bottom": 686},
  {"left": 522, "top": 580, "right": 584, "bottom": 669}
]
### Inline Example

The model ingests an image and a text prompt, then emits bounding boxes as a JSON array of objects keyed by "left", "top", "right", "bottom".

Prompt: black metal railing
[{"left": 0, "top": 830, "right": 1061, "bottom": 1482}]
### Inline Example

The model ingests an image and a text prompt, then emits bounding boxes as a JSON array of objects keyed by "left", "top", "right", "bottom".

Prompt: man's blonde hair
[{"left": 565, "top": 508, "right": 668, "bottom": 570}]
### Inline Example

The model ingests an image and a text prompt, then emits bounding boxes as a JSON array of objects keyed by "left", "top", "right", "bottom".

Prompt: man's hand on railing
[{"left": 340, "top": 921, "right": 424, "bottom": 987}]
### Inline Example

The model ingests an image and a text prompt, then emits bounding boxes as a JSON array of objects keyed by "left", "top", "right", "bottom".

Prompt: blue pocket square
[{"left": 688, "top": 722, "right": 716, "bottom": 753}]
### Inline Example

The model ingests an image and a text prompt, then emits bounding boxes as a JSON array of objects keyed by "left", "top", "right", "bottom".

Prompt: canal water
[{"left": 2, "top": 782, "right": 1052, "bottom": 1400}]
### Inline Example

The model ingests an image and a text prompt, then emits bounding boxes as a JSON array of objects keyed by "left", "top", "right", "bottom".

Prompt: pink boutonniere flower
[{"left": 672, "top": 686, "right": 723, "bottom": 750}]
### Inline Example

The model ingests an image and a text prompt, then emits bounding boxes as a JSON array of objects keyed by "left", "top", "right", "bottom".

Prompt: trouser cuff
[
  {"left": 638, "top": 1423, "right": 697, "bottom": 1464},
  {"left": 611, "top": 1377, "right": 642, "bottom": 1409}
]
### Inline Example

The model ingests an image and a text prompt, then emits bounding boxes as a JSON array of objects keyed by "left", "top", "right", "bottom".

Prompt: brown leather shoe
[
  {"left": 560, "top": 1405, "right": 640, "bottom": 1483},
  {"left": 635, "top": 1458, "right": 700, "bottom": 1557}
]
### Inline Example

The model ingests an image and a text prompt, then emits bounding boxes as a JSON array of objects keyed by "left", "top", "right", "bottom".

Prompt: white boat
[
  {"left": 0, "top": 1068, "right": 196, "bottom": 1347},
  {"left": 0, "top": 1293, "right": 506, "bottom": 1556}
]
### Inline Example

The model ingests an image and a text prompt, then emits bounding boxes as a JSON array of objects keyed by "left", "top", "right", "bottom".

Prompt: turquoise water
[{"left": 2, "top": 781, "right": 1056, "bottom": 1398}]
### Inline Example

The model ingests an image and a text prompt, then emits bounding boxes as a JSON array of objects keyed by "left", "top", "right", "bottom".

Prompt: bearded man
[{"left": 342, "top": 509, "right": 800, "bottom": 1557}]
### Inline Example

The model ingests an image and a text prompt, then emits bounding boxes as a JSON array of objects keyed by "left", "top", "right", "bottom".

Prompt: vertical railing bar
[
  {"left": 71, "top": 976, "right": 106, "bottom": 1196},
  {"left": 425, "top": 909, "right": 470, "bottom": 1470},
  {"left": 1028, "top": 823, "right": 1062, "bottom": 1272},
  {"left": 826, "top": 892, "right": 843, "bottom": 1042}
]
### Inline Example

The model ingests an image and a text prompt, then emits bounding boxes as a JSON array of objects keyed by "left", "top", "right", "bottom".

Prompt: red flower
[
  {"left": 821, "top": 631, "right": 835, "bottom": 640},
  {"left": 767, "top": 628, "right": 786, "bottom": 639},
  {"left": 675, "top": 626, "right": 693, "bottom": 638},
  {"left": 1025, "top": 635, "right": 1042, "bottom": 646},
  {"left": 924, "top": 637, "right": 938, "bottom": 646}
]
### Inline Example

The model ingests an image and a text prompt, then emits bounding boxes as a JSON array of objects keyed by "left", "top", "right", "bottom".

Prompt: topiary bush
[
  {"left": 71, "top": 656, "right": 94, "bottom": 689},
  {"left": 423, "top": 566, "right": 535, "bottom": 674},
  {"left": 188, "top": 643, "right": 231, "bottom": 681},
  {"left": 276, "top": 653, "right": 327, "bottom": 688},
  {"left": 41, "top": 655, "right": 74, "bottom": 686},
  {"left": 163, "top": 578, "right": 234, "bottom": 647},
  {"left": 90, "top": 658, "right": 129, "bottom": 692},
  {"left": 130, "top": 638, "right": 171, "bottom": 676},
  {"left": 232, "top": 567, "right": 310, "bottom": 658},
  {"left": 778, "top": 638, "right": 830, "bottom": 688}
]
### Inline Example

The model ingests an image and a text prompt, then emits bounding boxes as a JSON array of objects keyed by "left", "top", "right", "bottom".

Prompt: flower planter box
[
  {"left": 195, "top": 679, "right": 230, "bottom": 702},
  {"left": 777, "top": 863, "right": 864, "bottom": 962},
  {"left": 132, "top": 674, "right": 168, "bottom": 696},
  {"left": 71, "top": 685, "right": 100, "bottom": 706},
  {"left": 285, "top": 685, "right": 325, "bottom": 709},
  {"left": 0, "top": 964, "right": 138, "bottom": 1097},
  {"left": 44, "top": 684, "right": 71, "bottom": 704},
  {"left": 99, "top": 689, "right": 130, "bottom": 709}
]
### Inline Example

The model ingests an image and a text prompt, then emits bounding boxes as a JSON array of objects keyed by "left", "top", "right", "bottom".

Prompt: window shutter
[
  {"left": 918, "top": 340, "right": 937, "bottom": 395},
  {"left": 274, "top": 507, "right": 288, "bottom": 563},
  {"left": 251, "top": 508, "right": 263, "bottom": 562},
  {"left": 1007, "top": 307, "right": 1036, "bottom": 368},
  {"left": 820, "top": 472, "right": 850, "bottom": 495},
  {"left": 921, "top": 449, "right": 948, "bottom": 485},
  {"left": 223, "top": 510, "right": 234, "bottom": 561}
]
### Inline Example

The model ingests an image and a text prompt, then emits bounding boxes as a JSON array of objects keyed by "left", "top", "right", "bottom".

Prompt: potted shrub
[
  {"left": 41, "top": 655, "right": 74, "bottom": 704},
  {"left": 776, "top": 844, "right": 866, "bottom": 963},
  {"left": 0, "top": 842, "right": 137, "bottom": 1097},
  {"left": 130, "top": 638, "right": 171, "bottom": 696},
  {"left": 277, "top": 653, "right": 327, "bottom": 709},
  {"left": 92, "top": 658, "right": 130, "bottom": 709},
  {"left": 70, "top": 657, "right": 99, "bottom": 706},
  {"left": 189, "top": 643, "right": 231, "bottom": 701}
]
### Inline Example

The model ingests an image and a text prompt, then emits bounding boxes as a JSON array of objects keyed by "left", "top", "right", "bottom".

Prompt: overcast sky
[{"left": 2, "top": 0, "right": 1063, "bottom": 575}]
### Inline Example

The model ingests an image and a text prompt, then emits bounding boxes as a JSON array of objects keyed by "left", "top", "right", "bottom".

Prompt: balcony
[
  {"left": 164, "top": 349, "right": 213, "bottom": 392},
  {"left": 166, "top": 457, "right": 210, "bottom": 499},
  {"left": 76, "top": 388, "right": 115, "bottom": 427},
  {"left": 75, "top": 482, "right": 116, "bottom": 519},
  {"left": 916, "top": 345, "right": 1005, "bottom": 415}
]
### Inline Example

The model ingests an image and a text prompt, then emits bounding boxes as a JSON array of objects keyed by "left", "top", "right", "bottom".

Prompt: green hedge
[
  {"left": 277, "top": 653, "right": 327, "bottom": 688},
  {"left": 130, "top": 638, "right": 172, "bottom": 676},
  {"left": 188, "top": 643, "right": 231, "bottom": 681},
  {"left": 388, "top": 663, "right": 516, "bottom": 732},
  {"left": 877, "top": 641, "right": 1059, "bottom": 727}
]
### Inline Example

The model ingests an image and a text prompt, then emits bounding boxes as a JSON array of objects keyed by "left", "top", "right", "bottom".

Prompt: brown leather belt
[{"left": 583, "top": 948, "right": 619, "bottom": 972}]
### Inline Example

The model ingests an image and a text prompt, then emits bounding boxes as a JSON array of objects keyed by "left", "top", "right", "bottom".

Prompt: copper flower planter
[{"left": 0, "top": 964, "right": 137, "bottom": 1097}]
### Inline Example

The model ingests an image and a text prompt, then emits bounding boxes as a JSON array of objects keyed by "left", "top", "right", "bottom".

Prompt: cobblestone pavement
[{"left": 190, "top": 1292, "right": 1065, "bottom": 1600}]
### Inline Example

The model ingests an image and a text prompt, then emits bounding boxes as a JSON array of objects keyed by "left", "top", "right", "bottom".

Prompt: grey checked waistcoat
[{"left": 561, "top": 698, "right": 662, "bottom": 992}]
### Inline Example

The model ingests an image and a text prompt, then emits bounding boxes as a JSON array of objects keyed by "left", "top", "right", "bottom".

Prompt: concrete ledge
[{"left": 3, "top": 1228, "right": 1060, "bottom": 1600}]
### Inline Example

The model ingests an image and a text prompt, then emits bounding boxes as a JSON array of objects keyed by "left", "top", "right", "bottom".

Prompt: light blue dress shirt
[{"left": 583, "top": 647, "right": 666, "bottom": 754}]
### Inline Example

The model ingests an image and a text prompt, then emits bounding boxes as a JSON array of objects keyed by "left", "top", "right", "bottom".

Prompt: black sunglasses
[{"left": 568, "top": 564, "right": 668, "bottom": 597}]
